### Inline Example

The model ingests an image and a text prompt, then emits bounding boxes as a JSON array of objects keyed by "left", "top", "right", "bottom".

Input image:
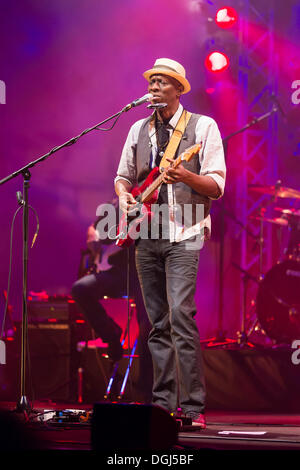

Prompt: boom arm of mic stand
[
  {"left": 222, "top": 108, "right": 278, "bottom": 144},
  {"left": 0, "top": 109, "right": 125, "bottom": 186}
]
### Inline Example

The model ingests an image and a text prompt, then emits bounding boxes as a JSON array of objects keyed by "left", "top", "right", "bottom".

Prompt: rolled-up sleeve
[
  {"left": 114, "top": 120, "right": 144, "bottom": 187},
  {"left": 196, "top": 116, "right": 226, "bottom": 199}
]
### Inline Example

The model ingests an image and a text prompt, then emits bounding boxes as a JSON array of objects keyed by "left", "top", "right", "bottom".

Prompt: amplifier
[
  {"left": 2, "top": 322, "right": 71, "bottom": 402},
  {"left": 26, "top": 322, "right": 71, "bottom": 402},
  {"left": 28, "top": 300, "right": 70, "bottom": 322}
]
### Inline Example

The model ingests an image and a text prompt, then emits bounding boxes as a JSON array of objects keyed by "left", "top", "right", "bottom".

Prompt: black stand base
[
  {"left": 200, "top": 330, "right": 236, "bottom": 348},
  {"left": 201, "top": 330, "right": 255, "bottom": 349},
  {"left": 235, "top": 331, "right": 255, "bottom": 348}
]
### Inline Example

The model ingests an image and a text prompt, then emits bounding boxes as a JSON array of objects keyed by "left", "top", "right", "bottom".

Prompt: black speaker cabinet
[
  {"left": 91, "top": 402, "right": 178, "bottom": 451},
  {"left": 2, "top": 323, "right": 71, "bottom": 402},
  {"left": 27, "top": 323, "right": 71, "bottom": 401}
]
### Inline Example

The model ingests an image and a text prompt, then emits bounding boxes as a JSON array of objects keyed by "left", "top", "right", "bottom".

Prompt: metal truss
[{"left": 235, "top": 0, "right": 279, "bottom": 333}]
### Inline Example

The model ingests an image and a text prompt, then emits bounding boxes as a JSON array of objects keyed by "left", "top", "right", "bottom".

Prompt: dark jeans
[
  {"left": 71, "top": 269, "right": 125, "bottom": 343},
  {"left": 135, "top": 238, "right": 206, "bottom": 415}
]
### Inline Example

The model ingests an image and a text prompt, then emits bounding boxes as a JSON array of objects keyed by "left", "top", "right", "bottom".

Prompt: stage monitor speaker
[{"left": 91, "top": 403, "right": 178, "bottom": 451}]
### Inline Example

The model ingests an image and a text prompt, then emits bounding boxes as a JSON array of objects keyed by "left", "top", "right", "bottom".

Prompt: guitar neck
[
  {"left": 138, "top": 143, "right": 201, "bottom": 204},
  {"left": 140, "top": 172, "right": 164, "bottom": 203}
]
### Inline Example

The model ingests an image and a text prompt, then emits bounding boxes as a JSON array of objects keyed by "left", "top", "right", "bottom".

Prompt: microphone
[{"left": 123, "top": 93, "right": 153, "bottom": 112}]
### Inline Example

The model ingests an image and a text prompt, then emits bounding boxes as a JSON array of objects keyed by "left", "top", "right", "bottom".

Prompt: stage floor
[{"left": 1, "top": 401, "right": 300, "bottom": 452}]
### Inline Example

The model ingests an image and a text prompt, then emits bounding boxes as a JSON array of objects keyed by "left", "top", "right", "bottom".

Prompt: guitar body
[
  {"left": 131, "top": 166, "right": 160, "bottom": 201},
  {"left": 116, "top": 143, "right": 201, "bottom": 247},
  {"left": 78, "top": 243, "right": 122, "bottom": 277},
  {"left": 116, "top": 167, "right": 160, "bottom": 247}
]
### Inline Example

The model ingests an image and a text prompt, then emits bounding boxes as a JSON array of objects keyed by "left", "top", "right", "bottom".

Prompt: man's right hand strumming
[
  {"left": 119, "top": 192, "right": 137, "bottom": 214},
  {"left": 115, "top": 180, "right": 137, "bottom": 214}
]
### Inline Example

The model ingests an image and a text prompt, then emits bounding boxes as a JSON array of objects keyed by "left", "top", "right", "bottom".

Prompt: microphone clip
[{"left": 147, "top": 103, "right": 168, "bottom": 109}]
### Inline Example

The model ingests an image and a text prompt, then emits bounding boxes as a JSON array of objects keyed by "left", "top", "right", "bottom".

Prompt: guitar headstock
[{"left": 180, "top": 143, "right": 201, "bottom": 162}]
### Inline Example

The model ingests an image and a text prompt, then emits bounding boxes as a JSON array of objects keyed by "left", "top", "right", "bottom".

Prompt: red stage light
[
  {"left": 205, "top": 52, "right": 229, "bottom": 73},
  {"left": 215, "top": 6, "right": 238, "bottom": 29}
]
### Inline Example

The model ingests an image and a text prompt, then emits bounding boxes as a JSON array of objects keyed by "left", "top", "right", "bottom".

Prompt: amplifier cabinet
[
  {"left": 1, "top": 323, "right": 71, "bottom": 402},
  {"left": 28, "top": 301, "right": 69, "bottom": 322}
]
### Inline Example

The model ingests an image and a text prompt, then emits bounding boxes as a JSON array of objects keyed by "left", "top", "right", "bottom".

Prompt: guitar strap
[{"left": 159, "top": 109, "right": 192, "bottom": 171}]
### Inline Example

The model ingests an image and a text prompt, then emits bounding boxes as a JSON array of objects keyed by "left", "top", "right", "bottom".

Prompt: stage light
[
  {"left": 215, "top": 6, "right": 238, "bottom": 29},
  {"left": 205, "top": 51, "right": 230, "bottom": 73}
]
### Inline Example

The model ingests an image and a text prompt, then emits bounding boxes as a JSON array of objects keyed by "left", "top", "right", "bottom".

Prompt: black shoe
[{"left": 184, "top": 412, "right": 206, "bottom": 429}]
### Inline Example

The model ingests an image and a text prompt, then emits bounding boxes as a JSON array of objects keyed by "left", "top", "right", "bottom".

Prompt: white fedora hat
[{"left": 143, "top": 58, "right": 191, "bottom": 94}]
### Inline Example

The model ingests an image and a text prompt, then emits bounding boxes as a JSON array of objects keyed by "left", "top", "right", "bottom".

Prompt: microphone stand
[
  {"left": 204, "top": 106, "right": 279, "bottom": 347},
  {"left": 231, "top": 262, "right": 259, "bottom": 347},
  {"left": 0, "top": 100, "right": 144, "bottom": 414}
]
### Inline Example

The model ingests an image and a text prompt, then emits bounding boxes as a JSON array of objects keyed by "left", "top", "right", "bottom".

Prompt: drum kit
[{"left": 241, "top": 182, "right": 300, "bottom": 345}]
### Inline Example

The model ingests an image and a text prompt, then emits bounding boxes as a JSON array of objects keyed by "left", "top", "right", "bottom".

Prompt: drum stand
[
  {"left": 237, "top": 270, "right": 251, "bottom": 346},
  {"left": 232, "top": 202, "right": 270, "bottom": 347},
  {"left": 232, "top": 263, "right": 259, "bottom": 347},
  {"left": 204, "top": 106, "right": 280, "bottom": 348},
  {"left": 232, "top": 187, "right": 285, "bottom": 347}
]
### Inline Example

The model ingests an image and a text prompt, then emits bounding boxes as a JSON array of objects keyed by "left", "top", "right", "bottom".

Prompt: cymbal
[
  {"left": 250, "top": 215, "right": 289, "bottom": 227},
  {"left": 249, "top": 184, "right": 300, "bottom": 199},
  {"left": 274, "top": 207, "right": 300, "bottom": 217}
]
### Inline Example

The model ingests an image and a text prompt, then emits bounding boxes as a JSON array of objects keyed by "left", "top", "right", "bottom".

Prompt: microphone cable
[{"left": 0, "top": 199, "right": 39, "bottom": 339}]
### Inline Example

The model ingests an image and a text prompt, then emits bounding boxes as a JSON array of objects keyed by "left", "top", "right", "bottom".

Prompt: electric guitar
[
  {"left": 116, "top": 143, "right": 201, "bottom": 247},
  {"left": 78, "top": 242, "right": 122, "bottom": 278}
]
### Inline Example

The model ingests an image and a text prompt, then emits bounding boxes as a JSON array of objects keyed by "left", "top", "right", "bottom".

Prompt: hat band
[{"left": 151, "top": 64, "right": 184, "bottom": 76}]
